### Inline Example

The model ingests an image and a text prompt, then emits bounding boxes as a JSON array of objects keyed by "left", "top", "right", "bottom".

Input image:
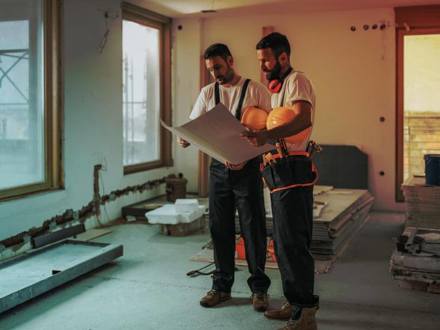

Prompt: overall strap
[
  {"left": 214, "top": 82, "right": 220, "bottom": 105},
  {"left": 235, "top": 79, "right": 250, "bottom": 120}
]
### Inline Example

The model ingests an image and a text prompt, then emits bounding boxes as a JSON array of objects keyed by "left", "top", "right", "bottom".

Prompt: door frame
[{"left": 395, "top": 6, "right": 440, "bottom": 201}]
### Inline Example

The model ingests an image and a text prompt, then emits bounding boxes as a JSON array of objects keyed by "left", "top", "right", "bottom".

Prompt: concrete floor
[{"left": 0, "top": 212, "right": 439, "bottom": 330}]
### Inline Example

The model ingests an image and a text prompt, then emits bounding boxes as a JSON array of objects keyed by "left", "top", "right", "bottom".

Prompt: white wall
[
  {"left": 0, "top": 0, "right": 174, "bottom": 241},
  {"left": 171, "top": 18, "right": 204, "bottom": 193},
  {"left": 173, "top": 8, "right": 404, "bottom": 211}
]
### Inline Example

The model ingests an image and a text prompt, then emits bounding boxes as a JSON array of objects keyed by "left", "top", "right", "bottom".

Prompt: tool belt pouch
[{"left": 262, "top": 155, "right": 316, "bottom": 191}]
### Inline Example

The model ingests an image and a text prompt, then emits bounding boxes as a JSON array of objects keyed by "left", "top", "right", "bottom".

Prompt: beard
[
  {"left": 265, "top": 61, "right": 282, "bottom": 81},
  {"left": 217, "top": 66, "right": 234, "bottom": 84}
]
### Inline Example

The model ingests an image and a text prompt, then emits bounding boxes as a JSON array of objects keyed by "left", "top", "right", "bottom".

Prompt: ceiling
[{"left": 132, "top": 0, "right": 440, "bottom": 17}]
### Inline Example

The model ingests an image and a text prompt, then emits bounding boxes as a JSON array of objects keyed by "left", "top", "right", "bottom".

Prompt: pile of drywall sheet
[
  {"left": 238, "top": 185, "right": 333, "bottom": 233},
  {"left": 311, "top": 188, "right": 374, "bottom": 258},
  {"left": 257, "top": 186, "right": 374, "bottom": 259},
  {"left": 402, "top": 176, "right": 440, "bottom": 229},
  {"left": 390, "top": 227, "right": 440, "bottom": 294},
  {"left": 256, "top": 186, "right": 327, "bottom": 230}
]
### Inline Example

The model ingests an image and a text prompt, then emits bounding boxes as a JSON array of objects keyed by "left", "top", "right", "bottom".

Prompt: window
[
  {"left": 403, "top": 34, "right": 440, "bottom": 180},
  {"left": 122, "top": 3, "right": 172, "bottom": 174},
  {"left": 0, "top": 0, "right": 61, "bottom": 200},
  {"left": 395, "top": 5, "right": 440, "bottom": 201}
]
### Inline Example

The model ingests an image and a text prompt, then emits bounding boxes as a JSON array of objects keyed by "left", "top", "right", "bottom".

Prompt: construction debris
[
  {"left": 390, "top": 227, "right": 440, "bottom": 294},
  {"left": 391, "top": 176, "right": 440, "bottom": 293},
  {"left": 0, "top": 175, "right": 168, "bottom": 251},
  {"left": 127, "top": 186, "right": 374, "bottom": 259}
]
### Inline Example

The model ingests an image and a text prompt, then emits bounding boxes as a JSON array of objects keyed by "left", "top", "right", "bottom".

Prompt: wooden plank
[
  {"left": 31, "top": 224, "right": 85, "bottom": 248},
  {"left": 75, "top": 228, "right": 113, "bottom": 242},
  {"left": 391, "top": 250, "right": 440, "bottom": 272}
]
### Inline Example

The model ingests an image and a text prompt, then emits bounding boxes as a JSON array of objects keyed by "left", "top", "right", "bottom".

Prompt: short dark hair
[
  {"left": 256, "top": 32, "right": 291, "bottom": 57},
  {"left": 203, "top": 43, "right": 232, "bottom": 61}
]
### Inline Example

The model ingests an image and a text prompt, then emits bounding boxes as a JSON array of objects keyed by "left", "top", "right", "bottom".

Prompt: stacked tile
[
  {"left": 390, "top": 227, "right": 440, "bottom": 293},
  {"left": 402, "top": 176, "right": 440, "bottom": 229}
]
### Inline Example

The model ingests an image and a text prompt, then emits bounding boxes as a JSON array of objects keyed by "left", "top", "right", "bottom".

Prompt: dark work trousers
[
  {"left": 209, "top": 158, "right": 271, "bottom": 294},
  {"left": 270, "top": 185, "right": 317, "bottom": 308}
]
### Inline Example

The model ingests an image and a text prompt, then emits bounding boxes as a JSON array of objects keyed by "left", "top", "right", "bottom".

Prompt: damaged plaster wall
[{"left": 0, "top": 0, "right": 174, "bottom": 242}]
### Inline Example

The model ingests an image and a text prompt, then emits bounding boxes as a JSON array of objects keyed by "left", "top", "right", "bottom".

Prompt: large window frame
[
  {"left": 122, "top": 3, "right": 172, "bottom": 175},
  {"left": 395, "top": 5, "right": 440, "bottom": 201},
  {"left": 0, "top": 0, "right": 62, "bottom": 201}
]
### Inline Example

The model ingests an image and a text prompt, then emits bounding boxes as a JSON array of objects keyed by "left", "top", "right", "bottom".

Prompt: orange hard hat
[
  {"left": 266, "top": 107, "right": 309, "bottom": 144},
  {"left": 241, "top": 106, "right": 268, "bottom": 130}
]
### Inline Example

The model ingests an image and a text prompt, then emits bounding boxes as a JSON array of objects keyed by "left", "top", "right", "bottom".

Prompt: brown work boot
[
  {"left": 278, "top": 306, "right": 318, "bottom": 330},
  {"left": 251, "top": 292, "right": 269, "bottom": 312},
  {"left": 264, "top": 302, "right": 292, "bottom": 320},
  {"left": 200, "top": 289, "right": 231, "bottom": 307}
]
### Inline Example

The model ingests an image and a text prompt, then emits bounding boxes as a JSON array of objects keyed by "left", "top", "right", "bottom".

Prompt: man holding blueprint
[
  {"left": 178, "top": 43, "right": 272, "bottom": 312},
  {"left": 243, "top": 33, "right": 319, "bottom": 330}
]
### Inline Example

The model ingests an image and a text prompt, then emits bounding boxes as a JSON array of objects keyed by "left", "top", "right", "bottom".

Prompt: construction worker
[
  {"left": 178, "top": 43, "right": 272, "bottom": 311},
  {"left": 242, "top": 32, "right": 319, "bottom": 330}
]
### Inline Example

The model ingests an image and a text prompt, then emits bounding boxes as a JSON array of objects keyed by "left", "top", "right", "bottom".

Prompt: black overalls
[{"left": 209, "top": 79, "right": 271, "bottom": 294}]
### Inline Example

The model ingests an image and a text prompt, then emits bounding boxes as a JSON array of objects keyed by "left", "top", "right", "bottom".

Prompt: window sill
[{"left": 123, "top": 159, "right": 173, "bottom": 175}]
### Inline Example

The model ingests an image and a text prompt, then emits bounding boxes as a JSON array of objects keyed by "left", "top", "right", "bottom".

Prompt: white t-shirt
[
  {"left": 189, "top": 77, "right": 272, "bottom": 120},
  {"left": 271, "top": 71, "right": 316, "bottom": 152}
]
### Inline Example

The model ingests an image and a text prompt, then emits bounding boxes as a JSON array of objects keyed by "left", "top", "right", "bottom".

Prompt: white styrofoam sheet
[{"left": 145, "top": 204, "right": 204, "bottom": 225}]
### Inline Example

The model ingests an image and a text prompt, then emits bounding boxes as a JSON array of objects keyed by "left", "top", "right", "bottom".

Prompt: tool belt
[{"left": 261, "top": 151, "right": 318, "bottom": 193}]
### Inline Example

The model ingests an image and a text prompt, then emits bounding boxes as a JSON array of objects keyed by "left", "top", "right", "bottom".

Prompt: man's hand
[
  {"left": 241, "top": 129, "right": 269, "bottom": 147},
  {"left": 177, "top": 137, "right": 190, "bottom": 148},
  {"left": 225, "top": 161, "right": 246, "bottom": 171}
]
